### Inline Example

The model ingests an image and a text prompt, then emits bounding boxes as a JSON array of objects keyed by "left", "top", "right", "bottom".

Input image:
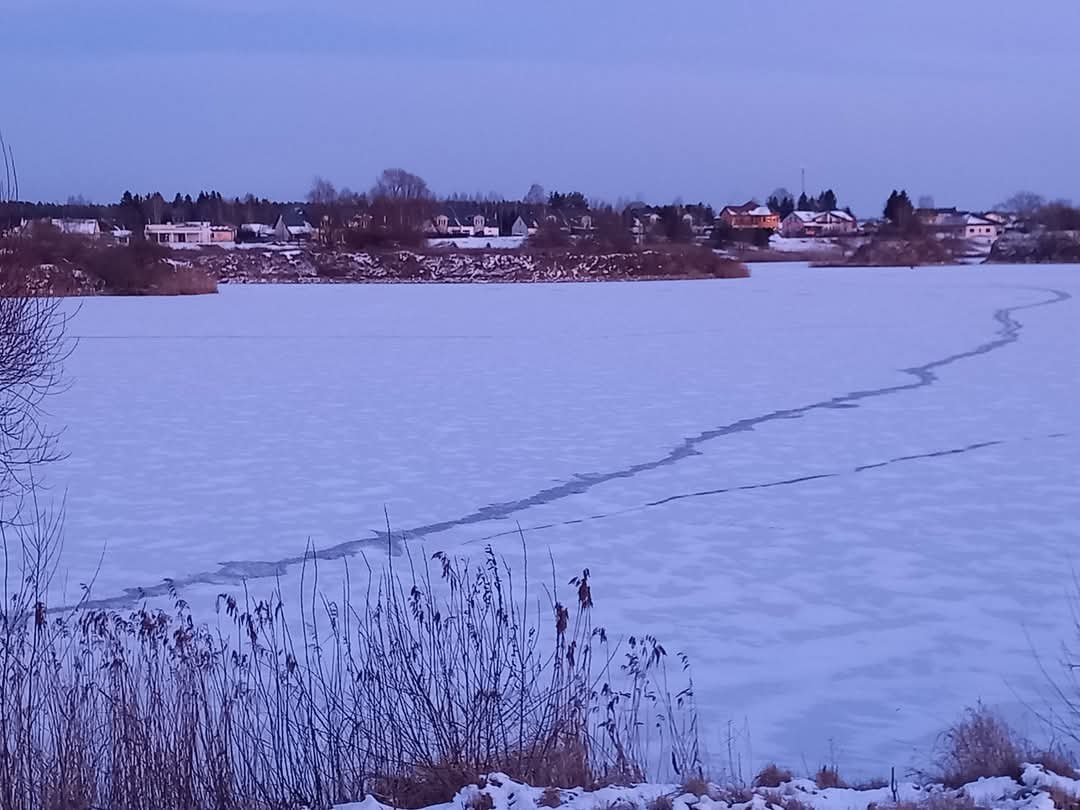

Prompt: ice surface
[{"left": 43, "top": 263, "right": 1080, "bottom": 776}]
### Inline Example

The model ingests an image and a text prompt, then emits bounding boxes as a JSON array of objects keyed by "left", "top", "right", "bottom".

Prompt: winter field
[{"left": 45, "top": 262, "right": 1080, "bottom": 778}]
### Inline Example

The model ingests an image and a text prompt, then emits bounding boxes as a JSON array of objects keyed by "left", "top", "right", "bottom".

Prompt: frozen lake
[{"left": 45, "top": 263, "right": 1080, "bottom": 777}]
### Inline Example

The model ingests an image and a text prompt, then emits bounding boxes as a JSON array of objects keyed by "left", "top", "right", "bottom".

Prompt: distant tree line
[{"left": 766, "top": 187, "right": 846, "bottom": 219}]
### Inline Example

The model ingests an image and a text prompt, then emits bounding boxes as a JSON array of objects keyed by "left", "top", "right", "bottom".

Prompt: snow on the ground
[
  {"left": 335, "top": 767, "right": 1075, "bottom": 810},
  {"left": 428, "top": 235, "right": 527, "bottom": 250},
  {"left": 45, "top": 263, "right": 1080, "bottom": 777},
  {"left": 768, "top": 236, "right": 845, "bottom": 253}
]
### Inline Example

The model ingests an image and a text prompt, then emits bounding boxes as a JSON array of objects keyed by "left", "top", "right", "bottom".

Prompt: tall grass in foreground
[{"left": 0, "top": 508, "right": 700, "bottom": 810}]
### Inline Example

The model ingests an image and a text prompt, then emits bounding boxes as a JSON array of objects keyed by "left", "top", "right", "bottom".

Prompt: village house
[
  {"left": 511, "top": 216, "right": 538, "bottom": 237},
  {"left": 428, "top": 206, "right": 500, "bottom": 237},
  {"left": 780, "top": 210, "right": 858, "bottom": 238},
  {"left": 49, "top": 218, "right": 101, "bottom": 238},
  {"left": 145, "top": 222, "right": 214, "bottom": 245},
  {"left": 718, "top": 201, "right": 780, "bottom": 230},
  {"left": 920, "top": 210, "right": 1000, "bottom": 241},
  {"left": 274, "top": 208, "right": 314, "bottom": 241},
  {"left": 239, "top": 223, "right": 275, "bottom": 242},
  {"left": 960, "top": 214, "right": 1000, "bottom": 240},
  {"left": 570, "top": 213, "right": 595, "bottom": 236}
]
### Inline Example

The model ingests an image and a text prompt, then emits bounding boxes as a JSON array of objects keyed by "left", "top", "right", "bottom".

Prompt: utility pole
[{"left": 801, "top": 168, "right": 806, "bottom": 198}]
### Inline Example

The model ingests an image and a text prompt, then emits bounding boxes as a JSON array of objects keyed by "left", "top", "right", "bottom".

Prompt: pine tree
[{"left": 797, "top": 192, "right": 811, "bottom": 211}]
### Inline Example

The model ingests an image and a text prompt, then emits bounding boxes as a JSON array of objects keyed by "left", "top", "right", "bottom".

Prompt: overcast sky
[{"left": 6, "top": 0, "right": 1079, "bottom": 214}]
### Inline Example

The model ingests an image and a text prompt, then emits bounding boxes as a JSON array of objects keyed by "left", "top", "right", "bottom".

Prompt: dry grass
[
  {"left": 764, "top": 792, "right": 812, "bottom": 810},
  {"left": 539, "top": 787, "right": 564, "bottom": 808},
  {"left": 647, "top": 794, "right": 673, "bottom": 810},
  {"left": 935, "top": 705, "right": 1025, "bottom": 787},
  {"left": 888, "top": 793, "right": 977, "bottom": 810},
  {"left": 679, "top": 777, "right": 711, "bottom": 797},
  {"left": 1046, "top": 786, "right": 1080, "bottom": 810},
  {"left": 754, "top": 764, "right": 794, "bottom": 788},
  {"left": 0, "top": 503, "right": 702, "bottom": 810},
  {"left": 2, "top": 223, "right": 215, "bottom": 296},
  {"left": 815, "top": 766, "right": 846, "bottom": 789},
  {"left": 1034, "top": 750, "right": 1080, "bottom": 780}
]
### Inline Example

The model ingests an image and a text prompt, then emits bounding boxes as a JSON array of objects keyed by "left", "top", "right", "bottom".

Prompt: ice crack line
[
  {"left": 464, "top": 431, "right": 1071, "bottom": 544},
  {"left": 71, "top": 286, "right": 1071, "bottom": 611}
]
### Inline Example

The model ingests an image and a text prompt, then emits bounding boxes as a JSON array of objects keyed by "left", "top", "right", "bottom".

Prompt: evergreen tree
[
  {"left": 797, "top": 192, "right": 811, "bottom": 211},
  {"left": 818, "top": 189, "right": 838, "bottom": 212},
  {"left": 884, "top": 189, "right": 915, "bottom": 230}
]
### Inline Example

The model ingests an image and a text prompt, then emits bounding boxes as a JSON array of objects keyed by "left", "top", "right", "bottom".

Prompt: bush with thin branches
[{"left": 0, "top": 524, "right": 702, "bottom": 810}]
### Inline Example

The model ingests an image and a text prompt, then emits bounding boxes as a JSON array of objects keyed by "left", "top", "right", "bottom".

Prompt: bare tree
[
  {"left": 307, "top": 176, "right": 339, "bottom": 206},
  {"left": 0, "top": 128, "right": 17, "bottom": 204},
  {"left": 1000, "top": 191, "right": 1045, "bottom": 217},
  {"left": 371, "top": 168, "right": 430, "bottom": 202},
  {"left": 370, "top": 168, "right": 432, "bottom": 234},
  {"left": 524, "top": 183, "right": 547, "bottom": 205},
  {"left": 0, "top": 142, "right": 71, "bottom": 506},
  {"left": 0, "top": 279, "right": 71, "bottom": 508}
]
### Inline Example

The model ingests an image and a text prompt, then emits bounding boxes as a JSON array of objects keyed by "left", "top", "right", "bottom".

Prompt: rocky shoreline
[{"left": 186, "top": 245, "right": 750, "bottom": 285}]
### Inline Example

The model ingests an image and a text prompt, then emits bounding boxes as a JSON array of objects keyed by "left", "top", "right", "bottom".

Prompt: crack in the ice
[
  {"left": 70, "top": 286, "right": 1072, "bottom": 611},
  {"left": 464, "top": 432, "right": 1069, "bottom": 544}
]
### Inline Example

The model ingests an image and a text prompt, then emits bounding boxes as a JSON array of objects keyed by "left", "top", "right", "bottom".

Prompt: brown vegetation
[
  {"left": 815, "top": 766, "right": 846, "bottom": 789},
  {"left": 877, "top": 792, "right": 978, "bottom": 810},
  {"left": 539, "top": 787, "right": 564, "bottom": 808},
  {"left": 935, "top": 705, "right": 1025, "bottom": 788},
  {"left": 2, "top": 223, "right": 217, "bottom": 295},
  {"left": 822, "top": 235, "right": 957, "bottom": 267},
  {"left": 764, "top": 792, "right": 811, "bottom": 810},
  {"left": 0, "top": 516, "right": 701, "bottom": 810},
  {"left": 754, "top": 764, "right": 794, "bottom": 789}
]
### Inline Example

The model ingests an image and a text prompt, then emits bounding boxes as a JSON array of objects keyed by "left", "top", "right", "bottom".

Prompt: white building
[
  {"left": 50, "top": 218, "right": 101, "bottom": 238},
  {"left": 780, "top": 210, "right": 858, "bottom": 238},
  {"left": 962, "top": 214, "right": 1000, "bottom": 241},
  {"left": 146, "top": 222, "right": 214, "bottom": 245}
]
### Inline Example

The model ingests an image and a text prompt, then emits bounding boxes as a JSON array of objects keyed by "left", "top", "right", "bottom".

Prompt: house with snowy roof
[
  {"left": 511, "top": 216, "right": 537, "bottom": 237},
  {"left": 718, "top": 201, "right": 780, "bottom": 230},
  {"left": 49, "top": 218, "right": 101, "bottom": 238},
  {"left": 273, "top": 208, "right": 314, "bottom": 242},
  {"left": 146, "top": 222, "right": 215, "bottom": 245},
  {"left": 780, "top": 209, "right": 858, "bottom": 238},
  {"left": 919, "top": 210, "right": 1000, "bottom": 241}
]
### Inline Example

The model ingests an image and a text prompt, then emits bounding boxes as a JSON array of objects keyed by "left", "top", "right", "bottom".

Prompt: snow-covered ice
[{"left": 44, "top": 263, "right": 1080, "bottom": 777}]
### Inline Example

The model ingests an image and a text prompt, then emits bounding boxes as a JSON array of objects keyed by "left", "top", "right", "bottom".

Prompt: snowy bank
[
  {"left": 187, "top": 245, "right": 749, "bottom": 283},
  {"left": 337, "top": 767, "right": 1076, "bottom": 810}
]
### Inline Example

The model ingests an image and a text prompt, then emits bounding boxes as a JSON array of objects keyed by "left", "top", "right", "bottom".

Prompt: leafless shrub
[
  {"left": 1032, "top": 750, "right": 1080, "bottom": 780},
  {"left": 3, "top": 223, "right": 214, "bottom": 295},
  {"left": 935, "top": 705, "right": 1025, "bottom": 787},
  {"left": 814, "top": 766, "right": 846, "bottom": 789},
  {"left": 764, "top": 792, "right": 811, "bottom": 810},
  {"left": 877, "top": 793, "right": 977, "bottom": 810},
  {"left": 0, "top": 275, "right": 70, "bottom": 505},
  {"left": 539, "top": 786, "right": 564, "bottom": 808},
  {"left": 679, "top": 777, "right": 710, "bottom": 797},
  {"left": 647, "top": 794, "right": 673, "bottom": 810},
  {"left": 0, "top": 531, "right": 700, "bottom": 810},
  {"left": 1046, "top": 785, "right": 1080, "bottom": 810},
  {"left": 754, "top": 764, "right": 793, "bottom": 788}
]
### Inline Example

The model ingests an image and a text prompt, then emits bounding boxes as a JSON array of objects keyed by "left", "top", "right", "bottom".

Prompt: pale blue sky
[{"left": 7, "top": 0, "right": 1079, "bottom": 214}]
